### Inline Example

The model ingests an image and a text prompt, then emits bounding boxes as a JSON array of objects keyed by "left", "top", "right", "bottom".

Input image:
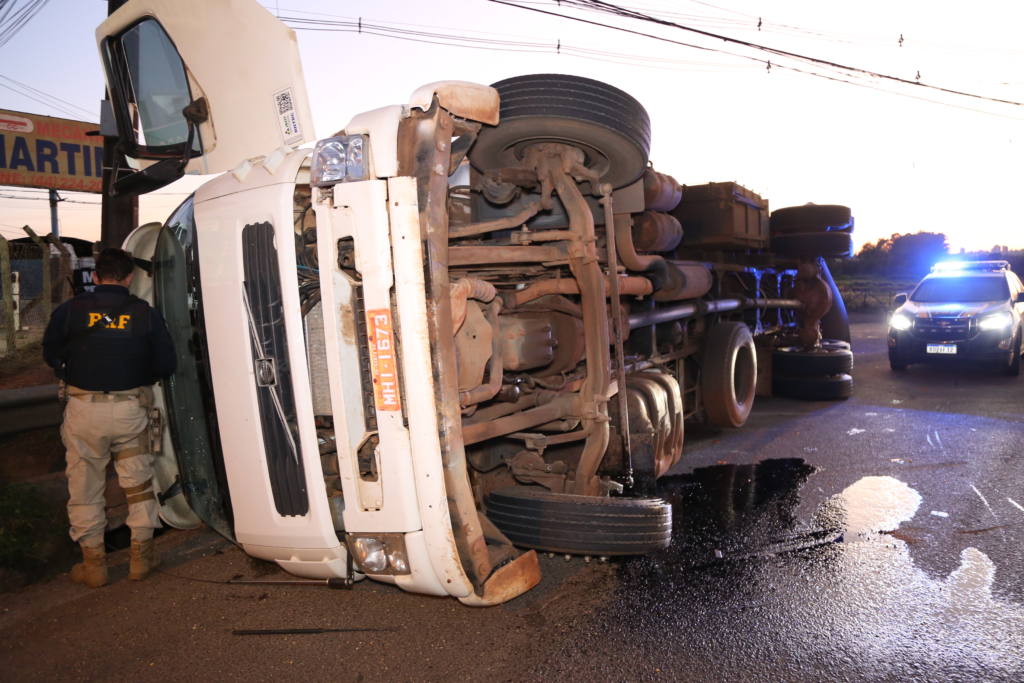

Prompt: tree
[
  {"left": 839, "top": 231, "right": 949, "bottom": 278},
  {"left": 886, "top": 232, "right": 948, "bottom": 277}
]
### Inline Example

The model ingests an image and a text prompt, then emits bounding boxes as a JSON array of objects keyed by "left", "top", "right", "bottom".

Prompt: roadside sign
[{"left": 0, "top": 109, "right": 103, "bottom": 193}]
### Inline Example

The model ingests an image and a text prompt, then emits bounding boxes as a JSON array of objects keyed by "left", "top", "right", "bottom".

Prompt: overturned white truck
[{"left": 99, "top": 0, "right": 854, "bottom": 605}]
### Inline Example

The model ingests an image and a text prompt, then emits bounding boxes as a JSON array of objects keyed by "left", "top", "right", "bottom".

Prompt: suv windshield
[{"left": 911, "top": 275, "right": 1009, "bottom": 303}]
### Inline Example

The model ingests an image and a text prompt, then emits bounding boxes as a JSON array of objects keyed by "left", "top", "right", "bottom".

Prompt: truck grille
[
  {"left": 242, "top": 221, "right": 309, "bottom": 517},
  {"left": 913, "top": 316, "right": 975, "bottom": 342}
]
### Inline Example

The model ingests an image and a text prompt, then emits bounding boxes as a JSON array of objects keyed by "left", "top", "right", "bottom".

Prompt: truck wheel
[
  {"left": 773, "top": 345, "right": 853, "bottom": 377},
  {"left": 485, "top": 487, "right": 671, "bottom": 555},
  {"left": 771, "top": 231, "right": 854, "bottom": 259},
  {"left": 770, "top": 204, "right": 852, "bottom": 235},
  {"left": 469, "top": 74, "right": 651, "bottom": 188},
  {"left": 701, "top": 322, "right": 757, "bottom": 428},
  {"left": 773, "top": 373, "right": 853, "bottom": 400}
]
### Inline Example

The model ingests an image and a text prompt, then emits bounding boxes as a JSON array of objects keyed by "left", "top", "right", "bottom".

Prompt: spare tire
[
  {"left": 771, "top": 231, "right": 854, "bottom": 259},
  {"left": 485, "top": 487, "right": 671, "bottom": 556},
  {"left": 773, "top": 373, "right": 853, "bottom": 401},
  {"left": 771, "top": 204, "right": 853, "bottom": 235},
  {"left": 470, "top": 74, "right": 651, "bottom": 188},
  {"left": 773, "top": 345, "right": 854, "bottom": 377},
  {"left": 701, "top": 322, "right": 757, "bottom": 428}
]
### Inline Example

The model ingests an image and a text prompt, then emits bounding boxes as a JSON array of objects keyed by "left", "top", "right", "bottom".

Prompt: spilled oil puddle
[
  {"left": 633, "top": 458, "right": 837, "bottom": 570},
  {"left": 531, "top": 460, "right": 1024, "bottom": 681}
]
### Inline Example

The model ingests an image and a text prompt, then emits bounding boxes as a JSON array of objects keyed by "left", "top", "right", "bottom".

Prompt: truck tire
[
  {"left": 771, "top": 231, "right": 854, "bottom": 259},
  {"left": 701, "top": 322, "right": 757, "bottom": 428},
  {"left": 470, "top": 74, "right": 651, "bottom": 189},
  {"left": 773, "top": 345, "right": 853, "bottom": 377},
  {"left": 773, "top": 373, "right": 853, "bottom": 401},
  {"left": 770, "top": 204, "right": 852, "bottom": 235},
  {"left": 485, "top": 487, "right": 671, "bottom": 555}
]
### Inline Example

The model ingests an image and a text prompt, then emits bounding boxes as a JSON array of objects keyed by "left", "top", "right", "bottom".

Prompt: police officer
[{"left": 43, "top": 247, "right": 176, "bottom": 587}]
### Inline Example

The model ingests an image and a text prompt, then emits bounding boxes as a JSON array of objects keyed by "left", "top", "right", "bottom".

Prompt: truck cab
[{"left": 97, "top": 0, "right": 852, "bottom": 605}]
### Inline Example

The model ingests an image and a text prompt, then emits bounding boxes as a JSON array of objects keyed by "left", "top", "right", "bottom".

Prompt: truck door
[{"left": 96, "top": 0, "right": 314, "bottom": 192}]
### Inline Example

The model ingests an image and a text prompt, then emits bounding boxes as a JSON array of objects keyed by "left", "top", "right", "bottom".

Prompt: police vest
[{"left": 62, "top": 290, "right": 157, "bottom": 391}]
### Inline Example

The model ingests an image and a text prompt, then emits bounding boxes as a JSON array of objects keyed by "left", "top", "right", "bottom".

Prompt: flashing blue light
[{"left": 930, "top": 260, "right": 1010, "bottom": 274}]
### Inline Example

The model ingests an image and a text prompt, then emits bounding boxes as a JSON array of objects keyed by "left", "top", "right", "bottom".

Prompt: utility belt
[
  {"left": 64, "top": 384, "right": 163, "bottom": 454},
  {"left": 66, "top": 386, "right": 151, "bottom": 404}
]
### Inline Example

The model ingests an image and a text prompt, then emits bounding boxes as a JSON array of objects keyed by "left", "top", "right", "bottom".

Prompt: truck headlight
[
  {"left": 350, "top": 537, "right": 387, "bottom": 573},
  {"left": 311, "top": 134, "right": 369, "bottom": 186},
  {"left": 978, "top": 311, "right": 1013, "bottom": 332},
  {"left": 347, "top": 533, "right": 411, "bottom": 575},
  {"left": 889, "top": 313, "right": 912, "bottom": 331}
]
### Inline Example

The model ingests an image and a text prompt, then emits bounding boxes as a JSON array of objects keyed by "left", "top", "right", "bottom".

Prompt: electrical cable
[
  {"left": 274, "top": 7, "right": 1022, "bottom": 117},
  {"left": 0, "top": 0, "right": 50, "bottom": 49},
  {"left": 0, "top": 74, "right": 97, "bottom": 120},
  {"left": 0, "top": 80, "right": 89, "bottom": 120},
  {"left": 519, "top": 0, "right": 1023, "bottom": 107}
]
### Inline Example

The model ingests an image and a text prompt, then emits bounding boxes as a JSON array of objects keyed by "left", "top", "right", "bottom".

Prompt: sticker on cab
[
  {"left": 273, "top": 87, "right": 303, "bottom": 144},
  {"left": 365, "top": 308, "right": 401, "bottom": 412}
]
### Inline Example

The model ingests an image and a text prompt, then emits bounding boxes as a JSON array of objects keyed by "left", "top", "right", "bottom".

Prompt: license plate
[{"left": 926, "top": 343, "right": 957, "bottom": 355}]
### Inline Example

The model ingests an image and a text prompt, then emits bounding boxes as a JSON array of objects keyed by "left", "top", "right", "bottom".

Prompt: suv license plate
[{"left": 926, "top": 344, "right": 957, "bottom": 355}]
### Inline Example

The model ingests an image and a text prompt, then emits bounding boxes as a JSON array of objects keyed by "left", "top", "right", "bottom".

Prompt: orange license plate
[{"left": 365, "top": 308, "right": 402, "bottom": 412}]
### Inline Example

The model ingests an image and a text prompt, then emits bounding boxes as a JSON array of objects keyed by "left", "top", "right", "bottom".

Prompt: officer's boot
[
  {"left": 129, "top": 538, "right": 159, "bottom": 580},
  {"left": 70, "top": 543, "right": 108, "bottom": 588}
]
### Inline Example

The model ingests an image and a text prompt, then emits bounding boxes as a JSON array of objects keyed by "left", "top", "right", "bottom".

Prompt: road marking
[
  {"left": 1007, "top": 498, "right": 1024, "bottom": 514},
  {"left": 847, "top": 427, "right": 865, "bottom": 436},
  {"left": 971, "top": 485, "right": 1001, "bottom": 527},
  {"left": 926, "top": 433, "right": 934, "bottom": 448},
  {"left": 933, "top": 431, "right": 944, "bottom": 449}
]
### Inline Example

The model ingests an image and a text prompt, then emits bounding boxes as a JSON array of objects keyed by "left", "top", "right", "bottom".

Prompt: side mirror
[
  {"left": 892, "top": 292, "right": 908, "bottom": 307},
  {"left": 112, "top": 156, "right": 187, "bottom": 196}
]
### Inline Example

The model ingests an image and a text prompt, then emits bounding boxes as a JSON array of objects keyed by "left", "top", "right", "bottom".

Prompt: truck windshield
[
  {"left": 911, "top": 276, "right": 1009, "bottom": 303},
  {"left": 154, "top": 196, "right": 233, "bottom": 540}
]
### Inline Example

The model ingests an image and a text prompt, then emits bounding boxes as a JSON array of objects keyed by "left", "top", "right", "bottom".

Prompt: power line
[
  {"left": 0, "top": 193, "right": 101, "bottom": 205},
  {"left": 276, "top": 7, "right": 1021, "bottom": 117},
  {"left": 0, "top": 74, "right": 97, "bottom": 120},
  {"left": 0, "top": 79, "right": 89, "bottom": 120},
  {"left": 0, "top": 0, "right": 51, "bottom": 49},
  {"left": 281, "top": 14, "right": 744, "bottom": 69},
  {"left": 516, "top": 0, "right": 1023, "bottom": 107}
]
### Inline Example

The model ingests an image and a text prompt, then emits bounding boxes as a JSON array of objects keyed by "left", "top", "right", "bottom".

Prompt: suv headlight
[
  {"left": 978, "top": 311, "right": 1013, "bottom": 332},
  {"left": 889, "top": 313, "right": 913, "bottom": 331},
  {"left": 311, "top": 134, "right": 369, "bottom": 187}
]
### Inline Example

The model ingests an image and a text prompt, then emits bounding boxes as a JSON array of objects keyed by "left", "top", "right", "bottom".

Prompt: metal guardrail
[{"left": 0, "top": 384, "right": 61, "bottom": 437}]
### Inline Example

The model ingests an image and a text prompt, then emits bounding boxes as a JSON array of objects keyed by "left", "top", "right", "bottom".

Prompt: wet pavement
[
  {"left": 531, "top": 463, "right": 1024, "bottom": 681},
  {"left": 3, "top": 313, "right": 1023, "bottom": 681}
]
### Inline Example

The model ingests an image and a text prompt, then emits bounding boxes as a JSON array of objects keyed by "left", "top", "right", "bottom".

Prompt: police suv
[{"left": 888, "top": 260, "right": 1024, "bottom": 375}]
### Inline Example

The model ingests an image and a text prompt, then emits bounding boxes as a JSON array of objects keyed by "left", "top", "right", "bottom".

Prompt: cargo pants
[{"left": 61, "top": 386, "right": 161, "bottom": 546}]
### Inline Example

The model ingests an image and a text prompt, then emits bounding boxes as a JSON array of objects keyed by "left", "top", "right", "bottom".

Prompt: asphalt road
[{"left": 3, "top": 313, "right": 1023, "bottom": 682}]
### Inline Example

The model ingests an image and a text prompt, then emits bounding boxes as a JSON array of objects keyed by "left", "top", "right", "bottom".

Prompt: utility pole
[
  {"left": 48, "top": 188, "right": 60, "bottom": 237},
  {"left": 99, "top": 0, "right": 138, "bottom": 248}
]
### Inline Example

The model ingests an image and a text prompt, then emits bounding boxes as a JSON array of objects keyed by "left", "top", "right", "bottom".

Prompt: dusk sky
[{"left": 1, "top": 0, "right": 1021, "bottom": 253}]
